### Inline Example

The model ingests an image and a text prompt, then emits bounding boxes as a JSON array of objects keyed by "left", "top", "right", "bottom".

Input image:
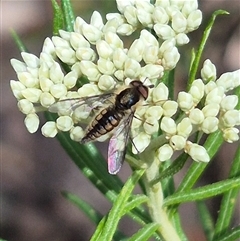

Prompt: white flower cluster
[
  {"left": 9, "top": 0, "right": 239, "bottom": 166},
  {"left": 155, "top": 59, "right": 240, "bottom": 163}
]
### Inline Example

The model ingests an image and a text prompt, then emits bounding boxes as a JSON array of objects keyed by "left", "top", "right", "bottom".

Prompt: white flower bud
[
  {"left": 124, "top": 58, "right": 141, "bottom": 78},
  {"left": 189, "top": 78, "right": 204, "bottom": 104},
  {"left": 128, "top": 39, "right": 144, "bottom": 62},
  {"left": 117, "top": 23, "right": 135, "bottom": 36},
  {"left": 70, "top": 32, "right": 90, "bottom": 50},
  {"left": 41, "top": 121, "right": 58, "bottom": 137},
  {"left": 177, "top": 117, "right": 192, "bottom": 138},
  {"left": 24, "top": 113, "right": 40, "bottom": 133},
  {"left": 76, "top": 47, "right": 96, "bottom": 61},
  {"left": 223, "top": 127, "right": 239, "bottom": 143},
  {"left": 52, "top": 36, "right": 70, "bottom": 48},
  {"left": 17, "top": 72, "right": 39, "bottom": 88},
  {"left": 49, "top": 62, "right": 64, "bottom": 83},
  {"left": 137, "top": 8, "right": 153, "bottom": 28},
  {"left": 39, "top": 78, "right": 53, "bottom": 92},
  {"left": 221, "top": 110, "right": 240, "bottom": 127},
  {"left": 186, "top": 141, "right": 210, "bottom": 162},
  {"left": 189, "top": 108, "right": 204, "bottom": 125},
  {"left": 50, "top": 84, "right": 67, "bottom": 99},
  {"left": 186, "top": 9, "right": 202, "bottom": 32},
  {"left": 116, "top": 0, "right": 135, "bottom": 13},
  {"left": 162, "top": 100, "right": 178, "bottom": 117},
  {"left": 56, "top": 116, "right": 74, "bottom": 132},
  {"left": 70, "top": 126, "right": 85, "bottom": 142},
  {"left": 170, "top": 135, "right": 186, "bottom": 150},
  {"left": 202, "top": 104, "right": 220, "bottom": 117},
  {"left": 159, "top": 39, "right": 176, "bottom": 55},
  {"left": 154, "top": 24, "right": 175, "bottom": 40},
  {"left": 220, "top": 95, "right": 238, "bottom": 111},
  {"left": 103, "top": 18, "right": 119, "bottom": 33},
  {"left": 79, "top": 61, "right": 101, "bottom": 81},
  {"left": 132, "top": 132, "right": 151, "bottom": 154},
  {"left": 74, "top": 16, "right": 86, "bottom": 34},
  {"left": 201, "top": 116, "right": 219, "bottom": 134},
  {"left": 98, "top": 75, "right": 116, "bottom": 91},
  {"left": 39, "top": 62, "right": 49, "bottom": 80},
  {"left": 152, "top": 82, "right": 169, "bottom": 103},
  {"left": 172, "top": 11, "right": 187, "bottom": 33},
  {"left": 175, "top": 33, "right": 189, "bottom": 45},
  {"left": 21, "top": 52, "right": 40, "bottom": 68},
  {"left": 17, "top": 99, "right": 34, "bottom": 114},
  {"left": 216, "top": 71, "right": 240, "bottom": 92},
  {"left": 90, "top": 11, "right": 104, "bottom": 30},
  {"left": 97, "top": 58, "right": 116, "bottom": 75},
  {"left": 96, "top": 40, "right": 113, "bottom": 59},
  {"left": 143, "top": 45, "right": 158, "bottom": 64},
  {"left": 77, "top": 83, "right": 100, "bottom": 97},
  {"left": 63, "top": 71, "right": 78, "bottom": 89},
  {"left": 177, "top": 92, "right": 194, "bottom": 112},
  {"left": 10, "top": 80, "right": 26, "bottom": 99},
  {"left": 140, "top": 30, "right": 158, "bottom": 47},
  {"left": 156, "top": 144, "right": 173, "bottom": 162},
  {"left": 82, "top": 23, "right": 102, "bottom": 44},
  {"left": 40, "top": 92, "right": 55, "bottom": 108},
  {"left": 201, "top": 59, "right": 217, "bottom": 82},
  {"left": 204, "top": 81, "right": 217, "bottom": 95},
  {"left": 143, "top": 118, "right": 159, "bottom": 135},
  {"left": 124, "top": 5, "right": 138, "bottom": 26},
  {"left": 10, "top": 59, "right": 27, "bottom": 73},
  {"left": 59, "top": 30, "right": 71, "bottom": 40},
  {"left": 161, "top": 117, "right": 177, "bottom": 136},
  {"left": 21, "top": 88, "right": 42, "bottom": 103},
  {"left": 105, "top": 32, "right": 124, "bottom": 49},
  {"left": 71, "top": 62, "right": 82, "bottom": 76},
  {"left": 152, "top": 6, "right": 169, "bottom": 24},
  {"left": 205, "top": 86, "right": 225, "bottom": 105},
  {"left": 114, "top": 70, "right": 124, "bottom": 80},
  {"left": 162, "top": 46, "right": 180, "bottom": 70},
  {"left": 113, "top": 48, "right": 128, "bottom": 69},
  {"left": 140, "top": 64, "right": 164, "bottom": 79},
  {"left": 55, "top": 46, "right": 77, "bottom": 65},
  {"left": 145, "top": 106, "right": 163, "bottom": 120},
  {"left": 182, "top": 1, "right": 198, "bottom": 16},
  {"left": 72, "top": 104, "right": 91, "bottom": 121},
  {"left": 39, "top": 52, "right": 55, "bottom": 68},
  {"left": 42, "top": 37, "right": 55, "bottom": 56},
  {"left": 135, "top": 106, "right": 148, "bottom": 118}
]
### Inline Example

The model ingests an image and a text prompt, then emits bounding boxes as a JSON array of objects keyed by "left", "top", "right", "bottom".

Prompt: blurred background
[{"left": 1, "top": 1, "right": 239, "bottom": 241}]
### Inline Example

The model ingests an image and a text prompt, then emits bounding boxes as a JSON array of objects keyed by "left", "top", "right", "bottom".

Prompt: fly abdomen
[{"left": 81, "top": 107, "right": 123, "bottom": 143}]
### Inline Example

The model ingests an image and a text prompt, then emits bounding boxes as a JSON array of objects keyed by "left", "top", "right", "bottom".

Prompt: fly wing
[
  {"left": 108, "top": 112, "right": 134, "bottom": 174},
  {"left": 48, "top": 93, "right": 115, "bottom": 116}
]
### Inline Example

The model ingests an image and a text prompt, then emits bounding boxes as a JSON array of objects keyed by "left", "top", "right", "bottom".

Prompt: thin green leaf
[
  {"left": 51, "top": 0, "right": 64, "bottom": 35},
  {"left": 61, "top": 0, "right": 75, "bottom": 31},
  {"left": 123, "top": 195, "right": 148, "bottom": 215},
  {"left": 196, "top": 201, "right": 214, "bottom": 241},
  {"left": 171, "top": 213, "right": 189, "bottom": 241},
  {"left": 177, "top": 130, "right": 224, "bottom": 192},
  {"left": 10, "top": 29, "right": 28, "bottom": 52},
  {"left": 216, "top": 226, "right": 240, "bottom": 241},
  {"left": 127, "top": 223, "right": 160, "bottom": 241},
  {"left": 188, "top": 10, "right": 229, "bottom": 89},
  {"left": 62, "top": 191, "right": 127, "bottom": 240},
  {"left": 95, "top": 170, "right": 145, "bottom": 241},
  {"left": 164, "top": 177, "right": 240, "bottom": 206},
  {"left": 212, "top": 147, "right": 240, "bottom": 239},
  {"left": 234, "top": 85, "right": 240, "bottom": 110},
  {"left": 61, "top": 191, "right": 103, "bottom": 223},
  {"left": 90, "top": 216, "right": 107, "bottom": 241}
]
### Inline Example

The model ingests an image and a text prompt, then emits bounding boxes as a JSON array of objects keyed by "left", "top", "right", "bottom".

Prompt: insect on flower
[{"left": 49, "top": 80, "right": 153, "bottom": 174}]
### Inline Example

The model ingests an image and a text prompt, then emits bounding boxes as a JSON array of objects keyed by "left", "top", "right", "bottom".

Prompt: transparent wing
[
  {"left": 48, "top": 93, "right": 115, "bottom": 116},
  {"left": 108, "top": 112, "right": 134, "bottom": 174}
]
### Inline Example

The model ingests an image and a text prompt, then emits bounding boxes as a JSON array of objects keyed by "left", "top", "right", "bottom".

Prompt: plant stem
[{"left": 141, "top": 152, "right": 181, "bottom": 241}]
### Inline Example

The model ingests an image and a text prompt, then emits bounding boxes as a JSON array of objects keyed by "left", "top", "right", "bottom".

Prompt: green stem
[{"left": 140, "top": 152, "right": 181, "bottom": 241}]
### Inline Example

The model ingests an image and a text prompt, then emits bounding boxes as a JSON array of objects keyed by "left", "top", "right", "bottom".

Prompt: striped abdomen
[{"left": 81, "top": 107, "right": 124, "bottom": 143}]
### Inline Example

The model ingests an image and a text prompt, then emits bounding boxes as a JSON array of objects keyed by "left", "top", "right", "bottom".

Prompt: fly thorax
[{"left": 116, "top": 88, "right": 140, "bottom": 110}]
